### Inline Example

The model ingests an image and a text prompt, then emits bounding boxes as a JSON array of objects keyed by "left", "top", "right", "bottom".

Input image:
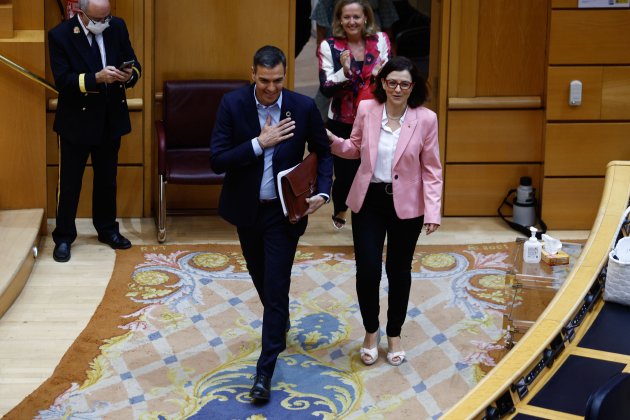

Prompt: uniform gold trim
[{"left": 79, "top": 73, "right": 86, "bottom": 93}]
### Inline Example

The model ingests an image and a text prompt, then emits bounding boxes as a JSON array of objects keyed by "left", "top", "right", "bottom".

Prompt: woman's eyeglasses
[{"left": 384, "top": 79, "right": 414, "bottom": 90}]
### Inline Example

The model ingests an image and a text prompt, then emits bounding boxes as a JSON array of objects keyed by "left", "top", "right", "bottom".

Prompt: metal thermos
[{"left": 513, "top": 176, "right": 536, "bottom": 227}]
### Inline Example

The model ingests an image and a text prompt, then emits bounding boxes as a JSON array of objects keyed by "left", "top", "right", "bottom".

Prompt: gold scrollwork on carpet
[
  {"left": 420, "top": 253, "right": 457, "bottom": 270},
  {"left": 191, "top": 252, "right": 229, "bottom": 269},
  {"left": 469, "top": 274, "right": 511, "bottom": 306},
  {"left": 128, "top": 270, "right": 173, "bottom": 299}
]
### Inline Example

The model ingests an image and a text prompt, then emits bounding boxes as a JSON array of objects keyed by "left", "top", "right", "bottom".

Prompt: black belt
[
  {"left": 259, "top": 198, "right": 279, "bottom": 205},
  {"left": 369, "top": 182, "right": 393, "bottom": 195}
]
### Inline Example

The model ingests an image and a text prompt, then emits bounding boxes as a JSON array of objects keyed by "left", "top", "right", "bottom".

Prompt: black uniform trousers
[
  {"left": 236, "top": 200, "right": 300, "bottom": 377},
  {"left": 52, "top": 128, "right": 121, "bottom": 245},
  {"left": 351, "top": 182, "right": 424, "bottom": 338}
]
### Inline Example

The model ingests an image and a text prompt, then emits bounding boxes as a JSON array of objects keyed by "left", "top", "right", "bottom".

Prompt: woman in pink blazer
[{"left": 327, "top": 56, "right": 442, "bottom": 366}]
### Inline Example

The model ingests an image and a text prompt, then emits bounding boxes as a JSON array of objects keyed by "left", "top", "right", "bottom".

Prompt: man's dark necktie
[{"left": 90, "top": 34, "right": 103, "bottom": 70}]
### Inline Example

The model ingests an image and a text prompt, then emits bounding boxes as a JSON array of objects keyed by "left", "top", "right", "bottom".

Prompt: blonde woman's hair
[{"left": 331, "top": 0, "right": 379, "bottom": 38}]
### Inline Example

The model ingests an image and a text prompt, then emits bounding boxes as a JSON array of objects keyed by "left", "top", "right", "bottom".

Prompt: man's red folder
[{"left": 277, "top": 153, "right": 318, "bottom": 224}]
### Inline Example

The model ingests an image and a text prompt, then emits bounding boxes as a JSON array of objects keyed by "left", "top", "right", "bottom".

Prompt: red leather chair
[{"left": 155, "top": 79, "right": 249, "bottom": 242}]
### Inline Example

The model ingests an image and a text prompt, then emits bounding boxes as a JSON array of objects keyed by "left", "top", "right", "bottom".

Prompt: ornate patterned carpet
[{"left": 8, "top": 243, "right": 526, "bottom": 419}]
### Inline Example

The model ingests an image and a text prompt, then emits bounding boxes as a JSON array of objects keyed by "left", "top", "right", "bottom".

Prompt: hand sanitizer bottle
[{"left": 523, "top": 226, "right": 542, "bottom": 264}]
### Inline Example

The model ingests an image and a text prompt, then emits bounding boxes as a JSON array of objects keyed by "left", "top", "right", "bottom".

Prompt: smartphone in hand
[{"left": 118, "top": 60, "right": 134, "bottom": 70}]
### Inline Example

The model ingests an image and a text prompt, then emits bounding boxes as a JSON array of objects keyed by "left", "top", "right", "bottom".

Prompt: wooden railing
[
  {"left": 0, "top": 53, "right": 57, "bottom": 93},
  {"left": 443, "top": 160, "right": 630, "bottom": 419}
]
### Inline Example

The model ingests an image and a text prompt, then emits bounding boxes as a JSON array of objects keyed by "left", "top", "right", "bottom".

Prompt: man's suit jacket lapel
[
  {"left": 275, "top": 89, "right": 293, "bottom": 158},
  {"left": 392, "top": 107, "right": 418, "bottom": 169},
  {"left": 243, "top": 86, "right": 266, "bottom": 181},
  {"left": 245, "top": 85, "right": 263, "bottom": 141},
  {"left": 103, "top": 27, "right": 114, "bottom": 68},
  {"left": 69, "top": 15, "right": 96, "bottom": 71}
]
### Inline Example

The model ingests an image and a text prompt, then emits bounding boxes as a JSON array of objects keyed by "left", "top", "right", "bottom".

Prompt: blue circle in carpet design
[
  {"left": 190, "top": 354, "right": 358, "bottom": 419},
  {"left": 293, "top": 312, "right": 343, "bottom": 351}
]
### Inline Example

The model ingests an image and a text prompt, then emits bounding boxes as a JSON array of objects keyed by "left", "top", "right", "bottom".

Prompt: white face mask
[{"left": 87, "top": 20, "right": 109, "bottom": 35}]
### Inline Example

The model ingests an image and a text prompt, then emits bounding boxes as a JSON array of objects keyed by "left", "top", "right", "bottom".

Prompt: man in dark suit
[
  {"left": 48, "top": 0, "right": 141, "bottom": 262},
  {"left": 211, "top": 45, "right": 333, "bottom": 401}
]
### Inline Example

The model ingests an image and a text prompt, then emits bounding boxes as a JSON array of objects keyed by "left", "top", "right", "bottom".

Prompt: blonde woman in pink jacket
[{"left": 327, "top": 56, "right": 442, "bottom": 366}]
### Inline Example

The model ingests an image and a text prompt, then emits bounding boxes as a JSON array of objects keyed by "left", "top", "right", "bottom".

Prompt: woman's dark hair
[
  {"left": 372, "top": 56, "right": 428, "bottom": 108},
  {"left": 253, "top": 45, "right": 286, "bottom": 71}
]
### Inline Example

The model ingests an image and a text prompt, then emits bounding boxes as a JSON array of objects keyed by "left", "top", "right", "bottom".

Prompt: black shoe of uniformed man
[
  {"left": 98, "top": 232, "right": 132, "bottom": 250},
  {"left": 53, "top": 242, "right": 71, "bottom": 263},
  {"left": 250, "top": 374, "right": 271, "bottom": 401}
]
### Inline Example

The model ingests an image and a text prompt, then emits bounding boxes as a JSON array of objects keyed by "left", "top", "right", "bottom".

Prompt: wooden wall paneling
[
  {"left": 447, "top": 0, "right": 479, "bottom": 98},
  {"left": 165, "top": 185, "right": 222, "bottom": 210},
  {"left": 153, "top": 0, "right": 293, "bottom": 213},
  {"left": 113, "top": 0, "right": 149, "bottom": 215},
  {"left": 143, "top": 0, "right": 153, "bottom": 217},
  {"left": 447, "top": 110, "right": 543, "bottom": 162},
  {"left": 45, "top": 112, "right": 56, "bottom": 164},
  {"left": 0, "top": 34, "right": 47, "bottom": 211},
  {"left": 426, "top": 0, "right": 441, "bottom": 111},
  {"left": 541, "top": 177, "right": 605, "bottom": 229},
  {"left": 446, "top": 0, "right": 461, "bottom": 97},
  {"left": 44, "top": 0, "right": 62, "bottom": 105},
  {"left": 476, "top": 0, "right": 547, "bottom": 96},
  {"left": 13, "top": 0, "right": 43, "bottom": 30},
  {"left": 437, "top": 0, "right": 451, "bottom": 172},
  {"left": 546, "top": 66, "right": 602, "bottom": 120},
  {"left": 545, "top": 123, "right": 630, "bottom": 176},
  {"left": 551, "top": 0, "right": 577, "bottom": 8},
  {"left": 0, "top": 2, "right": 12, "bottom": 38},
  {"left": 46, "top": 166, "right": 143, "bottom": 217},
  {"left": 602, "top": 67, "right": 630, "bottom": 120},
  {"left": 112, "top": 0, "right": 143, "bottom": 100},
  {"left": 444, "top": 164, "right": 542, "bottom": 215},
  {"left": 120, "top": 111, "right": 143, "bottom": 164},
  {"left": 155, "top": 0, "right": 292, "bottom": 87},
  {"left": 288, "top": 0, "right": 296, "bottom": 88},
  {"left": 448, "top": 96, "right": 542, "bottom": 109},
  {"left": 549, "top": 10, "right": 630, "bottom": 65},
  {"left": 46, "top": 112, "right": 143, "bottom": 165}
]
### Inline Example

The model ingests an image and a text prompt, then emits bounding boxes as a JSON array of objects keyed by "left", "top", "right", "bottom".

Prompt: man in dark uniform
[
  {"left": 211, "top": 46, "right": 333, "bottom": 401},
  {"left": 48, "top": 0, "right": 141, "bottom": 262}
]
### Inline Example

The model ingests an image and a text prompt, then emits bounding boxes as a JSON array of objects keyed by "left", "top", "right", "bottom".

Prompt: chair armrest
[{"left": 155, "top": 120, "right": 166, "bottom": 175}]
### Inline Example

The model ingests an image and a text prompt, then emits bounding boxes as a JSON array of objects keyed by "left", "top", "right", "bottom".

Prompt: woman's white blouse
[{"left": 371, "top": 106, "right": 408, "bottom": 183}]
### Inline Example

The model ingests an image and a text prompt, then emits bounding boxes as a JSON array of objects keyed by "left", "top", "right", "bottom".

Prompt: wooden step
[{"left": 0, "top": 208, "right": 43, "bottom": 317}]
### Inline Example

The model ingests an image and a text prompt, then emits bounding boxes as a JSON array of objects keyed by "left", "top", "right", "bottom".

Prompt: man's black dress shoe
[
  {"left": 97, "top": 232, "right": 132, "bottom": 250},
  {"left": 53, "top": 242, "right": 71, "bottom": 263},
  {"left": 249, "top": 374, "right": 271, "bottom": 401}
]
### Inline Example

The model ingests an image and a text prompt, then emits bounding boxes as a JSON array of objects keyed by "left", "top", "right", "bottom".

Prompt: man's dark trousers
[
  {"left": 53, "top": 128, "right": 121, "bottom": 245},
  {"left": 236, "top": 200, "right": 300, "bottom": 377}
]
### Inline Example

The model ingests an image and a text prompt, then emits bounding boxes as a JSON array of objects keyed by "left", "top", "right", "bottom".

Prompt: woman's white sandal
[
  {"left": 360, "top": 346, "right": 379, "bottom": 365},
  {"left": 360, "top": 330, "right": 380, "bottom": 365},
  {"left": 386, "top": 350, "right": 406, "bottom": 366}
]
